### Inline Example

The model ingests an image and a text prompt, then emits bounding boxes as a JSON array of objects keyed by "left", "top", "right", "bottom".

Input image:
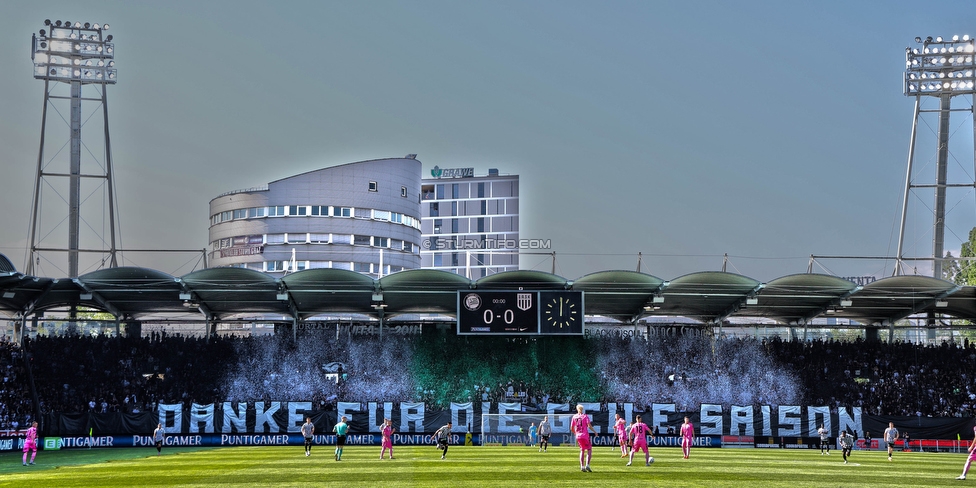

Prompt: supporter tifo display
[
  {"left": 32, "top": 401, "right": 973, "bottom": 449},
  {"left": 41, "top": 401, "right": 868, "bottom": 437}
]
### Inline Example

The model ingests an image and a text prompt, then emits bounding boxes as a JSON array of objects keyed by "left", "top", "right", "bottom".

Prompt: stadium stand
[{"left": 0, "top": 330, "right": 974, "bottom": 432}]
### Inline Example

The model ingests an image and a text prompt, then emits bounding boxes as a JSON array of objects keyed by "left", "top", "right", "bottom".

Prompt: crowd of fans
[
  {"left": 0, "top": 331, "right": 975, "bottom": 430},
  {"left": 0, "top": 337, "right": 31, "bottom": 430},
  {"left": 765, "top": 337, "right": 976, "bottom": 417}
]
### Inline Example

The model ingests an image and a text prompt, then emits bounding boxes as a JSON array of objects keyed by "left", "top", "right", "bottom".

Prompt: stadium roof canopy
[{"left": 0, "top": 255, "right": 973, "bottom": 327}]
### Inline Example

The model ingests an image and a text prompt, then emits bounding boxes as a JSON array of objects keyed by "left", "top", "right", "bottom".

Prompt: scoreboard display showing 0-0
[
  {"left": 457, "top": 291, "right": 538, "bottom": 335},
  {"left": 456, "top": 291, "right": 584, "bottom": 335}
]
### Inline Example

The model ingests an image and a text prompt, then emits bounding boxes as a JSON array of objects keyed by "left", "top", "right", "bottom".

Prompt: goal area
[{"left": 479, "top": 413, "right": 574, "bottom": 447}]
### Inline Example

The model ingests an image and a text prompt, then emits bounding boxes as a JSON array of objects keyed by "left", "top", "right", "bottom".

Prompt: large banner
[{"left": 39, "top": 402, "right": 976, "bottom": 446}]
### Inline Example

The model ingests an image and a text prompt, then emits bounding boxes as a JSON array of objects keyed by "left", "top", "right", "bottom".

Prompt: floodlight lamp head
[
  {"left": 937, "top": 36, "right": 943, "bottom": 42},
  {"left": 915, "top": 36, "right": 922, "bottom": 43},
  {"left": 84, "top": 22, "right": 90, "bottom": 28},
  {"left": 927, "top": 36, "right": 933, "bottom": 42},
  {"left": 55, "top": 20, "right": 62, "bottom": 27},
  {"left": 106, "top": 34, "right": 113, "bottom": 41},
  {"left": 44, "top": 19, "right": 51, "bottom": 26}
]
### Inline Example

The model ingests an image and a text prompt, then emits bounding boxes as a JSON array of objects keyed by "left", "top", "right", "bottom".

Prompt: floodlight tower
[
  {"left": 896, "top": 34, "right": 976, "bottom": 278},
  {"left": 27, "top": 20, "right": 119, "bottom": 278}
]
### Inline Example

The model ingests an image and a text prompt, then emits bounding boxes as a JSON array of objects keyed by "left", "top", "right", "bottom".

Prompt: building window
[
  {"left": 353, "top": 235, "right": 371, "bottom": 246},
  {"left": 429, "top": 202, "right": 439, "bottom": 217},
  {"left": 249, "top": 207, "right": 266, "bottom": 218},
  {"left": 369, "top": 181, "right": 378, "bottom": 192},
  {"left": 337, "top": 207, "right": 352, "bottom": 217},
  {"left": 354, "top": 262, "right": 372, "bottom": 273},
  {"left": 477, "top": 182, "right": 485, "bottom": 198},
  {"left": 374, "top": 237, "right": 388, "bottom": 248},
  {"left": 452, "top": 219, "right": 459, "bottom": 234},
  {"left": 266, "top": 234, "right": 285, "bottom": 244},
  {"left": 374, "top": 210, "right": 391, "bottom": 221},
  {"left": 477, "top": 217, "right": 485, "bottom": 233},
  {"left": 433, "top": 219, "right": 442, "bottom": 234},
  {"left": 436, "top": 184, "right": 444, "bottom": 199},
  {"left": 401, "top": 186, "right": 408, "bottom": 197},
  {"left": 433, "top": 254, "right": 443, "bottom": 267},
  {"left": 268, "top": 206, "right": 286, "bottom": 217},
  {"left": 310, "top": 233, "right": 330, "bottom": 244},
  {"left": 452, "top": 183, "right": 459, "bottom": 199}
]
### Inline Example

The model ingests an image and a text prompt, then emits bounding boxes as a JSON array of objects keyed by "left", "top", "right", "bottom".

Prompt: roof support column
[{"left": 14, "top": 315, "right": 25, "bottom": 346}]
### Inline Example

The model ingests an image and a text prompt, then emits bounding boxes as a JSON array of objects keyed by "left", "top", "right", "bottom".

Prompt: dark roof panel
[{"left": 1, "top": 267, "right": 974, "bottom": 326}]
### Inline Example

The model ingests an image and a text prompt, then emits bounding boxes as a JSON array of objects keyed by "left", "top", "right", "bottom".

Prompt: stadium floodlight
[
  {"left": 896, "top": 34, "right": 976, "bottom": 280},
  {"left": 32, "top": 20, "right": 116, "bottom": 84},
  {"left": 27, "top": 19, "right": 120, "bottom": 279},
  {"left": 905, "top": 35, "right": 975, "bottom": 95}
]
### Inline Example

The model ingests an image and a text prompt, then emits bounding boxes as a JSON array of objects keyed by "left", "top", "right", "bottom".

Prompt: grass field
[{"left": 0, "top": 444, "right": 967, "bottom": 487}]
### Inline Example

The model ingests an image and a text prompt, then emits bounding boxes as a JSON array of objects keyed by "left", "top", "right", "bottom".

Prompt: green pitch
[{"left": 0, "top": 445, "right": 965, "bottom": 487}]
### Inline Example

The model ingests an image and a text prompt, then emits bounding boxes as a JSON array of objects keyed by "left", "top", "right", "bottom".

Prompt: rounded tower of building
[{"left": 208, "top": 157, "right": 422, "bottom": 276}]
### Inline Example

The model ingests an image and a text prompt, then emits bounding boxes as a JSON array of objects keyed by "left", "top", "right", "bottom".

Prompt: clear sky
[{"left": 1, "top": 0, "right": 974, "bottom": 282}]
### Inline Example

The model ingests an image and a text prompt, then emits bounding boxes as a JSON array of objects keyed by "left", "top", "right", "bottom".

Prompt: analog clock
[{"left": 540, "top": 291, "right": 583, "bottom": 334}]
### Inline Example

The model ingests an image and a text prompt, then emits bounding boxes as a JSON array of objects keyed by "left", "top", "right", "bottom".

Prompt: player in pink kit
[
  {"left": 380, "top": 418, "right": 395, "bottom": 460},
  {"left": 627, "top": 415, "right": 653, "bottom": 466},
  {"left": 680, "top": 416, "right": 694, "bottom": 459},
  {"left": 614, "top": 413, "right": 629, "bottom": 458},
  {"left": 956, "top": 425, "right": 976, "bottom": 480},
  {"left": 571, "top": 404, "right": 597, "bottom": 472},
  {"left": 22, "top": 421, "right": 38, "bottom": 466}
]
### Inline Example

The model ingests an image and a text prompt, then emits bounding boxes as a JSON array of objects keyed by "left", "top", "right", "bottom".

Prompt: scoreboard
[{"left": 457, "top": 290, "right": 584, "bottom": 335}]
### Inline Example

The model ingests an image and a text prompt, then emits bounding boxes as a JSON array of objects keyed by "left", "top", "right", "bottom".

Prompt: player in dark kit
[
  {"left": 538, "top": 416, "right": 552, "bottom": 452},
  {"left": 434, "top": 422, "right": 452, "bottom": 459},
  {"left": 301, "top": 417, "right": 315, "bottom": 457},
  {"left": 840, "top": 429, "right": 854, "bottom": 464}
]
